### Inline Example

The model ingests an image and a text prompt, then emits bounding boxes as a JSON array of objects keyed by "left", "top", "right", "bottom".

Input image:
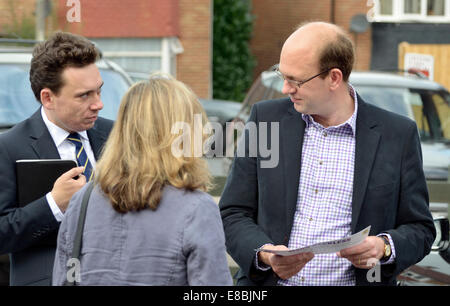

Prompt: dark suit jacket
[
  {"left": 0, "top": 109, "right": 113, "bottom": 286},
  {"left": 219, "top": 96, "right": 436, "bottom": 286}
]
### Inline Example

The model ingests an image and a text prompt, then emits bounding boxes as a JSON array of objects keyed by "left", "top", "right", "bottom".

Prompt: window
[
  {"left": 407, "top": 89, "right": 450, "bottom": 141},
  {"left": 430, "top": 91, "right": 450, "bottom": 139},
  {"left": 409, "top": 90, "right": 432, "bottom": 140},
  {"left": 404, "top": 0, "right": 421, "bottom": 14},
  {"left": 91, "top": 37, "right": 184, "bottom": 83},
  {"left": 380, "top": 0, "right": 394, "bottom": 14},
  {"left": 354, "top": 85, "right": 450, "bottom": 142},
  {"left": 369, "top": 0, "right": 450, "bottom": 22},
  {"left": 428, "top": 0, "right": 446, "bottom": 15}
]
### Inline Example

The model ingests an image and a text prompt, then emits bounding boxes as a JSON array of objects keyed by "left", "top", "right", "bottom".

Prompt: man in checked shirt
[{"left": 219, "top": 21, "right": 436, "bottom": 286}]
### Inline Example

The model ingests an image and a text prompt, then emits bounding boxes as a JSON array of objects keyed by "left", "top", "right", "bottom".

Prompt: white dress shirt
[{"left": 40, "top": 107, "right": 97, "bottom": 222}]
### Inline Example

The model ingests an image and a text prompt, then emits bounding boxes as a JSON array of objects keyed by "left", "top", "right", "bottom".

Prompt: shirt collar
[
  {"left": 301, "top": 83, "right": 358, "bottom": 136},
  {"left": 40, "top": 107, "right": 89, "bottom": 147}
]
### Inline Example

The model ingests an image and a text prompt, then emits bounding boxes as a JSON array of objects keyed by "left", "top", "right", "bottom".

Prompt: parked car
[
  {"left": 229, "top": 65, "right": 450, "bottom": 285},
  {"left": 0, "top": 40, "right": 133, "bottom": 132},
  {"left": 0, "top": 39, "right": 133, "bottom": 285},
  {"left": 199, "top": 98, "right": 242, "bottom": 157},
  {"left": 397, "top": 216, "right": 450, "bottom": 285},
  {"left": 199, "top": 98, "right": 242, "bottom": 127},
  {"left": 233, "top": 67, "right": 450, "bottom": 180}
]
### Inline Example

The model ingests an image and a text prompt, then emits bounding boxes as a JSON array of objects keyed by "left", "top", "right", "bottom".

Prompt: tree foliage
[{"left": 213, "top": 0, "right": 255, "bottom": 102}]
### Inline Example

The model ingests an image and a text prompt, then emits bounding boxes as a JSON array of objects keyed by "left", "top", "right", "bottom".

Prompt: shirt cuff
[
  {"left": 377, "top": 233, "right": 396, "bottom": 265},
  {"left": 254, "top": 243, "right": 273, "bottom": 271},
  {"left": 46, "top": 192, "right": 64, "bottom": 222}
]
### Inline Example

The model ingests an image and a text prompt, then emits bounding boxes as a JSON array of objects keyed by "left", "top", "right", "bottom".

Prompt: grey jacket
[{"left": 52, "top": 183, "right": 232, "bottom": 286}]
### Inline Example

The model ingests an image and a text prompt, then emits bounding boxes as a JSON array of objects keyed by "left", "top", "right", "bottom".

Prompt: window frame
[
  {"left": 370, "top": 0, "right": 450, "bottom": 23},
  {"left": 93, "top": 37, "right": 184, "bottom": 78}
]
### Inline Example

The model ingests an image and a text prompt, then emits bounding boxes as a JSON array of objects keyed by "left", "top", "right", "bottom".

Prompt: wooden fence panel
[{"left": 399, "top": 42, "right": 450, "bottom": 90}]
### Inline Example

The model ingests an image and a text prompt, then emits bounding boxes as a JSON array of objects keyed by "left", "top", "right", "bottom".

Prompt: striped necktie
[{"left": 66, "top": 132, "right": 94, "bottom": 182}]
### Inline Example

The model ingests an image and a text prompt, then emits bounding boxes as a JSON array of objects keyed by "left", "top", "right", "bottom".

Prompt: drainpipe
[
  {"left": 35, "top": 0, "right": 45, "bottom": 41},
  {"left": 330, "top": 0, "right": 336, "bottom": 24}
]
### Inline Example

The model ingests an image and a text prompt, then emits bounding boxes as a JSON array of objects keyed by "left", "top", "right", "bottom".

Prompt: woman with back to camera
[{"left": 52, "top": 74, "right": 233, "bottom": 285}]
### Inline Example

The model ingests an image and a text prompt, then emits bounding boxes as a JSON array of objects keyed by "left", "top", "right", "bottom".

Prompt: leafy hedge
[{"left": 213, "top": 0, "right": 255, "bottom": 102}]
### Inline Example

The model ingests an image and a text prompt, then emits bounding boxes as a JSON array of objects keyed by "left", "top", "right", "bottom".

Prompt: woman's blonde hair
[{"left": 95, "top": 73, "right": 212, "bottom": 213}]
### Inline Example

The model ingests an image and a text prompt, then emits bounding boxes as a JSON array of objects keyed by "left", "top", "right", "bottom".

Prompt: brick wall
[
  {"left": 250, "top": 0, "right": 372, "bottom": 79},
  {"left": 333, "top": 0, "right": 371, "bottom": 71},
  {"left": 57, "top": 0, "right": 211, "bottom": 98},
  {"left": 56, "top": 0, "right": 179, "bottom": 37},
  {"left": 177, "top": 0, "right": 212, "bottom": 98},
  {"left": 0, "top": 0, "right": 211, "bottom": 99},
  {"left": 0, "top": 0, "right": 36, "bottom": 35}
]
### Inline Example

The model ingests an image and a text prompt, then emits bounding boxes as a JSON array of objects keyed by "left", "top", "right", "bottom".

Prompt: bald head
[
  {"left": 284, "top": 22, "right": 342, "bottom": 53},
  {"left": 280, "top": 22, "right": 354, "bottom": 82}
]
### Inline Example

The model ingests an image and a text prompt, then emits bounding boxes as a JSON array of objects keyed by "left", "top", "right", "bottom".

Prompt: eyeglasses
[{"left": 274, "top": 67, "right": 332, "bottom": 89}]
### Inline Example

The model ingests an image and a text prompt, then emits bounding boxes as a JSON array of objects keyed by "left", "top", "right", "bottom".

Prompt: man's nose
[
  {"left": 91, "top": 94, "right": 103, "bottom": 110},
  {"left": 281, "top": 80, "right": 296, "bottom": 95}
]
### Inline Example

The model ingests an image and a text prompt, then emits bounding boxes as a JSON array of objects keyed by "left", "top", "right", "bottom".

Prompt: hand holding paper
[
  {"left": 256, "top": 226, "right": 371, "bottom": 256},
  {"left": 257, "top": 245, "right": 314, "bottom": 280}
]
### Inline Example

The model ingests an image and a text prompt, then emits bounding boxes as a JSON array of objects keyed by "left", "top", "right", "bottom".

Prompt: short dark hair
[
  {"left": 29, "top": 32, "right": 101, "bottom": 103},
  {"left": 318, "top": 32, "right": 354, "bottom": 82}
]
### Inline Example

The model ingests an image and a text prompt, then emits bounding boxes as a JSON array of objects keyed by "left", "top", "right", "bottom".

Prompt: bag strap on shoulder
[{"left": 66, "top": 182, "right": 95, "bottom": 286}]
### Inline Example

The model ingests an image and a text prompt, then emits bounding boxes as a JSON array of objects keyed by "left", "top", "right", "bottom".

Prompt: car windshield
[
  {"left": 355, "top": 85, "right": 450, "bottom": 143},
  {"left": 0, "top": 63, "right": 129, "bottom": 127}
]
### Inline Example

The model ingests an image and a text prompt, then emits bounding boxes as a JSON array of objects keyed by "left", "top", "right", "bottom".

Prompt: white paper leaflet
[{"left": 256, "top": 226, "right": 371, "bottom": 256}]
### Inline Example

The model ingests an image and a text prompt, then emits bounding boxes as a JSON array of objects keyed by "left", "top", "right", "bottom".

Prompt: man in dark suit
[
  {"left": 219, "top": 22, "right": 436, "bottom": 286},
  {"left": 0, "top": 32, "right": 113, "bottom": 285}
]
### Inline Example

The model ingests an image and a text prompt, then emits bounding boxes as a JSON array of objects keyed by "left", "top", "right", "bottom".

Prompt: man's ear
[
  {"left": 329, "top": 68, "right": 343, "bottom": 90},
  {"left": 40, "top": 88, "right": 54, "bottom": 109}
]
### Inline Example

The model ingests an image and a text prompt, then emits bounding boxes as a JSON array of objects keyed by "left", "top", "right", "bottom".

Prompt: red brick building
[
  {"left": 58, "top": 0, "right": 212, "bottom": 99},
  {"left": 250, "top": 0, "right": 372, "bottom": 79},
  {"left": 0, "top": 0, "right": 212, "bottom": 99},
  {"left": 250, "top": 0, "right": 450, "bottom": 81},
  {"left": 3, "top": 1, "right": 449, "bottom": 95}
]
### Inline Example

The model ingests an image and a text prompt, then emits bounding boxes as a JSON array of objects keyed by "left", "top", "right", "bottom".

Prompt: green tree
[{"left": 213, "top": 0, "right": 255, "bottom": 102}]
